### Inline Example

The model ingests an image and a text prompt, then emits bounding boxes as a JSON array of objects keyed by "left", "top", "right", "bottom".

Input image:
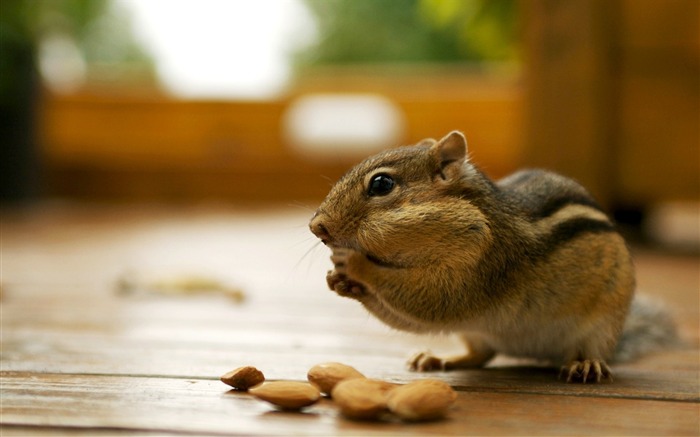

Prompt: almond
[
  {"left": 387, "top": 379, "right": 456, "bottom": 421},
  {"left": 331, "top": 378, "right": 398, "bottom": 420},
  {"left": 249, "top": 381, "right": 320, "bottom": 410},
  {"left": 220, "top": 366, "right": 265, "bottom": 391},
  {"left": 307, "top": 362, "right": 366, "bottom": 395}
]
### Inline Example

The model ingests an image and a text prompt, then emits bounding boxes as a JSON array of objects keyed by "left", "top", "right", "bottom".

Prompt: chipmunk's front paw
[
  {"left": 326, "top": 270, "right": 365, "bottom": 298},
  {"left": 408, "top": 352, "right": 445, "bottom": 372},
  {"left": 559, "top": 359, "right": 613, "bottom": 383},
  {"left": 326, "top": 247, "right": 366, "bottom": 299}
]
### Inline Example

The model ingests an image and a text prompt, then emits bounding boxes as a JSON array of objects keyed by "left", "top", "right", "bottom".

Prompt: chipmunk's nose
[{"left": 309, "top": 213, "right": 332, "bottom": 244}]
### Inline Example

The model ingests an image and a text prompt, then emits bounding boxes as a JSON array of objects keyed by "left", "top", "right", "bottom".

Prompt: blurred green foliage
[
  {"left": 298, "top": 0, "right": 518, "bottom": 65},
  {"left": 1, "top": 0, "right": 151, "bottom": 62},
  {"left": 0, "top": 0, "right": 153, "bottom": 97},
  {"left": 1, "top": 0, "right": 109, "bottom": 41}
]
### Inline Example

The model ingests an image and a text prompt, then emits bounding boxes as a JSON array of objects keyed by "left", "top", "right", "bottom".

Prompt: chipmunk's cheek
[
  {"left": 357, "top": 222, "right": 396, "bottom": 254},
  {"left": 357, "top": 230, "right": 416, "bottom": 268}
]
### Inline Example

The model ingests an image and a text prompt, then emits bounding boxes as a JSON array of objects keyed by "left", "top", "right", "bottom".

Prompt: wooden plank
[
  {"left": 615, "top": 0, "right": 700, "bottom": 203},
  {"left": 2, "top": 334, "right": 697, "bottom": 403},
  {"left": 399, "top": 98, "right": 522, "bottom": 177},
  {"left": 619, "top": 0, "right": 700, "bottom": 50},
  {"left": 522, "top": 0, "right": 700, "bottom": 206},
  {"left": 38, "top": 71, "right": 523, "bottom": 202},
  {"left": 2, "top": 207, "right": 699, "bottom": 436},
  {"left": 40, "top": 97, "right": 290, "bottom": 164},
  {"left": 2, "top": 285, "right": 698, "bottom": 402},
  {"left": 2, "top": 372, "right": 698, "bottom": 436},
  {"left": 521, "top": 0, "right": 619, "bottom": 206}
]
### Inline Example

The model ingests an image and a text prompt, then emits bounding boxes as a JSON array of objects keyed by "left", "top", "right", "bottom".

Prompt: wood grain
[
  {"left": 1, "top": 206, "right": 699, "bottom": 436},
  {"left": 2, "top": 373, "right": 698, "bottom": 436},
  {"left": 522, "top": 0, "right": 699, "bottom": 205},
  {"left": 39, "top": 76, "right": 522, "bottom": 203}
]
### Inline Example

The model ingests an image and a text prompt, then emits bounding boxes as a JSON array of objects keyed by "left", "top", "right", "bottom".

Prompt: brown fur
[{"left": 311, "top": 131, "right": 671, "bottom": 383}]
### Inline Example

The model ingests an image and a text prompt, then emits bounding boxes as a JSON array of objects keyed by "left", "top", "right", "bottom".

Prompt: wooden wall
[
  {"left": 522, "top": 0, "right": 699, "bottom": 208},
  {"left": 39, "top": 97, "right": 348, "bottom": 203},
  {"left": 38, "top": 0, "right": 698, "bottom": 208},
  {"left": 39, "top": 71, "right": 522, "bottom": 204}
]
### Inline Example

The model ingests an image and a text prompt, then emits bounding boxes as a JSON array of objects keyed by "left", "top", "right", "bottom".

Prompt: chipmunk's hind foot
[
  {"left": 408, "top": 352, "right": 446, "bottom": 371},
  {"left": 560, "top": 359, "right": 613, "bottom": 383},
  {"left": 408, "top": 346, "right": 495, "bottom": 372},
  {"left": 409, "top": 335, "right": 496, "bottom": 372}
]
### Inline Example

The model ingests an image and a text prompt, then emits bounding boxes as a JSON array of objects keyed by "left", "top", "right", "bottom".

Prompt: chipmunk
[{"left": 309, "top": 131, "right": 677, "bottom": 383}]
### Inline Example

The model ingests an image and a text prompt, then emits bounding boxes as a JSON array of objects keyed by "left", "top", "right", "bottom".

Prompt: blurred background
[{"left": 1, "top": 0, "right": 698, "bottom": 250}]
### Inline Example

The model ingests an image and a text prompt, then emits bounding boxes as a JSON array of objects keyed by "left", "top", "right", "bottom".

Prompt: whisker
[
  {"left": 287, "top": 201, "right": 316, "bottom": 212},
  {"left": 285, "top": 239, "right": 328, "bottom": 284},
  {"left": 296, "top": 239, "right": 325, "bottom": 267},
  {"left": 318, "top": 174, "right": 338, "bottom": 188},
  {"left": 287, "top": 233, "right": 319, "bottom": 249}
]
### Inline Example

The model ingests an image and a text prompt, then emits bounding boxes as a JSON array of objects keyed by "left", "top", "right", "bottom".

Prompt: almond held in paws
[
  {"left": 220, "top": 366, "right": 265, "bottom": 391},
  {"left": 307, "top": 362, "right": 366, "bottom": 395},
  {"left": 249, "top": 381, "right": 321, "bottom": 410},
  {"left": 387, "top": 379, "right": 457, "bottom": 421}
]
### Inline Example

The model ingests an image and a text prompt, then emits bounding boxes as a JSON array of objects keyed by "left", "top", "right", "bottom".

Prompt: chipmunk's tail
[{"left": 613, "top": 294, "right": 679, "bottom": 363}]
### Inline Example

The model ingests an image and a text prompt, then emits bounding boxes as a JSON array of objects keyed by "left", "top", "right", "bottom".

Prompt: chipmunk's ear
[{"left": 433, "top": 131, "right": 468, "bottom": 177}]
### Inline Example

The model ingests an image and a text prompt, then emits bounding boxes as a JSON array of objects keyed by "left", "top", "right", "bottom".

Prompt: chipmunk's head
[{"left": 309, "top": 131, "right": 493, "bottom": 268}]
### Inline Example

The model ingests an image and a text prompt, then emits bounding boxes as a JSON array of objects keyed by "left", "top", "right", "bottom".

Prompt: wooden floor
[{"left": 2, "top": 204, "right": 699, "bottom": 436}]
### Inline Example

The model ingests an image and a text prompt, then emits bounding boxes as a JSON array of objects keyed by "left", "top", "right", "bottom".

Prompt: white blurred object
[
  {"left": 120, "top": 0, "right": 316, "bottom": 99},
  {"left": 645, "top": 201, "right": 700, "bottom": 251},
  {"left": 284, "top": 94, "right": 406, "bottom": 159},
  {"left": 38, "top": 33, "right": 87, "bottom": 94}
]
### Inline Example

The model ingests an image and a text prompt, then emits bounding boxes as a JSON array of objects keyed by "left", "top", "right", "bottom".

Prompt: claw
[
  {"left": 601, "top": 361, "right": 613, "bottom": 383},
  {"left": 592, "top": 361, "right": 602, "bottom": 383},
  {"left": 561, "top": 359, "right": 613, "bottom": 383},
  {"left": 581, "top": 360, "right": 591, "bottom": 383}
]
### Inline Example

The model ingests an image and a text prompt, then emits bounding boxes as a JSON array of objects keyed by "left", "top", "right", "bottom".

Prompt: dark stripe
[
  {"left": 477, "top": 216, "right": 619, "bottom": 301},
  {"left": 534, "top": 195, "right": 605, "bottom": 219},
  {"left": 542, "top": 217, "right": 617, "bottom": 255}
]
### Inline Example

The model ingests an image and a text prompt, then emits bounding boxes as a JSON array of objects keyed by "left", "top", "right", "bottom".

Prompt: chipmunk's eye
[{"left": 368, "top": 174, "right": 395, "bottom": 196}]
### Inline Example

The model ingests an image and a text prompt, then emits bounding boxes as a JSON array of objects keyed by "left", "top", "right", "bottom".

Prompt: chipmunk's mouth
[
  {"left": 365, "top": 252, "right": 404, "bottom": 268},
  {"left": 327, "top": 242, "right": 407, "bottom": 269},
  {"left": 362, "top": 248, "right": 413, "bottom": 269}
]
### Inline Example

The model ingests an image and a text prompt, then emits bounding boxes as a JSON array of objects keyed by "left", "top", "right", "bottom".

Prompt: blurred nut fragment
[
  {"left": 387, "top": 379, "right": 456, "bottom": 421},
  {"left": 249, "top": 381, "right": 321, "bottom": 410},
  {"left": 220, "top": 366, "right": 265, "bottom": 391},
  {"left": 331, "top": 378, "right": 398, "bottom": 420},
  {"left": 307, "top": 362, "right": 366, "bottom": 395}
]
